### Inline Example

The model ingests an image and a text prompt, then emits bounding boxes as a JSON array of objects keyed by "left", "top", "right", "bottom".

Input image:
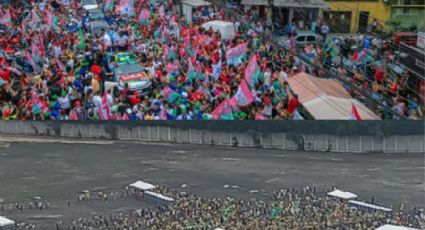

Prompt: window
[
  {"left": 403, "top": 0, "right": 411, "bottom": 14},
  {"left": 296, "top": 36, "right": 305, "bottom": 42},
  {"left": 306, "top": 36, "right": 317, "bottom": 42}
]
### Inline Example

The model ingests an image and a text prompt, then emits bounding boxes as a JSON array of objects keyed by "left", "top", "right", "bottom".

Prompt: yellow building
[{"left": 323, "top": 0, "right": 392, "bottom": 33}]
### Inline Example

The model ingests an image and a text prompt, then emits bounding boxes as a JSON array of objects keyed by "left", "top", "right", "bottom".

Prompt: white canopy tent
[
  {"left": 181, "top": 0, "right": 211, "bottom": 23},
  {"left": 145, "top": 191, "right": 174, "bottom": 202},
  {"left": 0, "top": 216, "right": 15, "bottom": 227},
  {"left": 349, "top": 200, "right": 392, "bottom": 212},
  {"left": 375, "top": 224, "right": 420, "bottom": 230},
  {"left": 129, "top": 180, "right": 156, "bottom": 191},
  {"left": 327, "top": 189, "right": 358, "bottom": 200},
  {"left": 302, "top": 95, "right": 380, "bottom": 120},
  {"left": 202, "top": 20, "right": 236, "bottom": 41}
]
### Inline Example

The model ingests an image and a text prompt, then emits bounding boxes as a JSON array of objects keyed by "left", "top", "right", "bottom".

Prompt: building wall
[
  {"left": 324, "top": 0, "right": 392, "bottom": 33},
  {"left": 390, "top": 0, "right": 425, "bottom": 30},
  {"left": 0, "top": 121, "right": 424, "bottom": 153}
]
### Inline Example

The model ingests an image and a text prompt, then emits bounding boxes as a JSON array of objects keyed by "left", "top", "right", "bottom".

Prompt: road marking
[
  {"left": 0, "top": 136, "right": 114, "bottom": 145},
  {"left": 172, "top": 150, "right": 188, "bottom": 154}
]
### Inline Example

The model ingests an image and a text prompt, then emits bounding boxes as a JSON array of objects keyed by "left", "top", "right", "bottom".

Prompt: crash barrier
[{"left": 0, "top": 121, "right": 423, "bottom": 153}]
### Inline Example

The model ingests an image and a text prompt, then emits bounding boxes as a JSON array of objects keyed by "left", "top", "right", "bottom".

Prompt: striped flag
[
  {"left": 31, "top": 91, "right": 50, "bottom": 114},
  {"left": 98, "top": 93, "right": 112, "bottom": 120},
  {"left": 212, "top": 99, "right": 233, "bottom": 120},
  {"left": 244, "top": 54, "right": 259, "bottom": 87},
  {"left": 138, "top": 7, "right": 150, "bottom": 22},
  {"left": 230, "top": 79, "right": 254, "bottom": 108}
]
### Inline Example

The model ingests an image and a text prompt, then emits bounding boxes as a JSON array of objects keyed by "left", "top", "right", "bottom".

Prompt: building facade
[
  {"left": 323, "top": 0, "right": 392, "bottom": 33},
  {"left": 241, "top": 0, "right": 327, "bottom": 30},
  {"left": 389, "top": 0, "right": 425, "bottom": 31}
]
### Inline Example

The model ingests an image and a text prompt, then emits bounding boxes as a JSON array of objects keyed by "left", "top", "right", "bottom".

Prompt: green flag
[{"left": 78, "top": 28, "right": 85, "bottom": 50}]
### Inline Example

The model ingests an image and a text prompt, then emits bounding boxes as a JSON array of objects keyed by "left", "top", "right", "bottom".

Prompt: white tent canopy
[
  {"left": 288, "top": 73, "right": 380, "bottom": 120},
  {"left": 202, "top": 20, "right": 236, "bottom": 41},
  {"left": 375, "top": 224, "right": 420, "bottom": 230},
  {"left": 129, "top": 180, "right": 156, "bottom": 191},
  {"left": 302, "top": 95, "right": 380, "bottom": 120},
  {"left": 145, "top": 191, "right": 174, "bottom": 202},
  {"left": 349, "top": 200, "right": 392, "bottom": 212},
  {"left": 0, "top": 216, "right": 15, "bottom": 227},
  {"left": 327, "top": 189, "right": 357, "bottom": 200}
]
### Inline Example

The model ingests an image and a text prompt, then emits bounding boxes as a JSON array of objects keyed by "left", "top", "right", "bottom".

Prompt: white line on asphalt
[{"left": 0, "top": 136, "right": 114, "bottom": 145}]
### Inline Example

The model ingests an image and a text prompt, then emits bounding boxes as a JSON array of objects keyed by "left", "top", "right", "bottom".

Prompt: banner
[{"left": 226, "top": 42, "right": 247, "bottom": 66}]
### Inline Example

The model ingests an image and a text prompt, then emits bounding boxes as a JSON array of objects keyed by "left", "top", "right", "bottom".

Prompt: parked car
[
  {"left": 82, "top": 0, "right": 98, "bottom": 10},
  {"left": 275, "top": 31, "right": 323, "bottom": 49},
  {"left": 84, "top": 9, "right": 108, "bottom": 36}
]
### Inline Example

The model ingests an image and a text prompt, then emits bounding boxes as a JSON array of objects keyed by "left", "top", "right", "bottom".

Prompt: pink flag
[
  {"left": 31, "top": 91, "right": 49, "bottom": 113},
  {"left": 31, "top": 9, "right": 39, "bottom": 26},
  {"left": 45, "top": 9, "right": 53, "bottom": 26},
  {"left": 188, "top": 59, "right": 194, "bottom": 73},
  {"left": 231, "top": 80, "right": 254, "bottom": 108},
  {"left": 138, "top": 7, "right": 150, "bottom": 21},
  {"left": 21, "top": 18, "right": 27, "bottom": 35},
  {"left": 255, "top": 112, "right": 268, "bottom": 120},
  {"left": 158, "top": 5, "right": 165, "bottom": 18},
  {"left": 170, "top": 15, "right": 176, "bottom": 23},
  {"left": 98, "top": 93, "right": 112, "bottom": 120},
  {"left": 244, "top": 55, "right": 258, "bottom": 86},
  {"left": 162, "top": 87, "right": 173, "bottom": 100},
  {"left": 55, "top": 58, "right": 65, "bottom": 71},
  {"left": 165, "top": 63, "right": 178, "bottom": 74},
  {"left": 1, "top": 9, "right": 12, "bottom": 28},
  {"left": 159, "top": 107, "right": 167, "bottom": 120},
  {"left": 351, "top": 103, "right": 362, "bottom": 120},
  {"left": 212, "top": 99, "right": 233, "bottom": 120}
]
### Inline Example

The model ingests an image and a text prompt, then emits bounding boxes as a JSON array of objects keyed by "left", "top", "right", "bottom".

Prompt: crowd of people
[
  {"left": 64, "top": 186, "right": 424, "bottom": 230},
  {"left": 0, "top": 0, "right": 303, "bottom": 121},
  {"left": 1, "top": 0, "right": 421, "bottom": 120}
]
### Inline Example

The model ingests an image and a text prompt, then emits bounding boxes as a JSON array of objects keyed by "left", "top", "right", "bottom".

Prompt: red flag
[
  {"left": 351, "top": 103, "right": 362, "bottom": 120},
  {"left": 37, "top": 34, "right": 45, "bottom": 58}
]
